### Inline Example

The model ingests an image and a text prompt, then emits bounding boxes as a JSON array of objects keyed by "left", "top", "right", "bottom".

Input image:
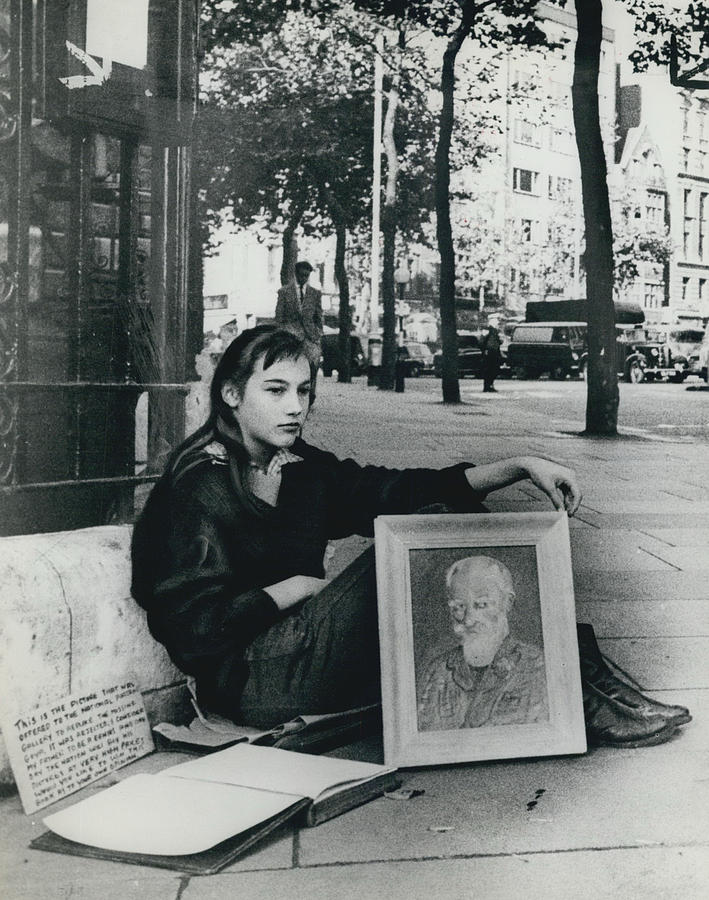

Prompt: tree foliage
[{"left": 625, "top": 0, "right": 709, "bottom": 75}]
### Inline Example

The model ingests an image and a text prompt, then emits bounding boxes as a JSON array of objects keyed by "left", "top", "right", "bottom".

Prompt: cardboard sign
[{"left": 1, "top": 681, "right": 154, "bottom": 814}]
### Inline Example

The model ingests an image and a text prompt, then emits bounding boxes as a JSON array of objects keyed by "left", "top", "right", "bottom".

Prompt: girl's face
[{"left": 222, "top": 353, "right": 311, "bottom": 462}]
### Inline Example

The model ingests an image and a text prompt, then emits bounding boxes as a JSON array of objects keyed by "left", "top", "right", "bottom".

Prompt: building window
[
  {"left": 644, "top": 282, "right": 663, "bottom": 309},
  {"left": 513, "top": 168, "right": 539, "bottom": 194},
  {"left": 699, "top": 278, "right": 707, "bottom": 305},
  {"left": 645, "top": 190, "right": 665, "bottom": 227},
  {"left": 700, "top": 193, "right": 708, "bottom": 260},
  {"left": 682, "top": 276, "right": 690, "bottom": 302},
  {"left": 684, "top": 189, "right": 694, "bottom": 257},
  {"left": 520, "top": 218, "right": 540, "bottom": 242},
  {"left": 514, "top": 119, "right": 541, "bottom": 147},
  {"left": 683, "top": 147, "right": 691, "bottom": 173},
  {"left": 548, "top": 175, "right": 573, "bottom": 200}
]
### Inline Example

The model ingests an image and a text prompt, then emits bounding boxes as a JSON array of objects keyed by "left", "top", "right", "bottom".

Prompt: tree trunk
[
  {"left": 435, "top": 0, "right": 475, "bottom": 404},
  {"left": 572, "top": 0, "right": 618, "bottom": 434},
  {"left": 379, "top": 29, "right": 403, "bottom": 392},
  {"left": 380, "top": 205, "right": 397, "bottom": 389},
  {"left": 333, "top": 220, "right": 352, "bottom": 383},
  {"left": 279, "top": 204, "right": 304, "bottom": 286}
]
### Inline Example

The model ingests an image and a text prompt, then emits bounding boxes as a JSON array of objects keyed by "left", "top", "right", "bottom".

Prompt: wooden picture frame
[{"left": 374, "top": 512, "right": 586, "bottom": 767}]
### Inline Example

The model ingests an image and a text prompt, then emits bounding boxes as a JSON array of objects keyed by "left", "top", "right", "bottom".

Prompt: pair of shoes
[
  {"left": 577, "top": 624, "right": 691, "bottom": 727},
  {"left": 582, "top": 681, "right": 678, "bottom": 748}
]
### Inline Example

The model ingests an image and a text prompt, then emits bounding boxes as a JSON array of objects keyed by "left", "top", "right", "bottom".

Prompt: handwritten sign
[{"left": 1, "top": 682, "right": 154, "bottom": 814}]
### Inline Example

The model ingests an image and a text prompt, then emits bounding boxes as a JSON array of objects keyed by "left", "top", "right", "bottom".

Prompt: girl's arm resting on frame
[{"left": 464, "top": 456, "right": 582, "bottom": 515}]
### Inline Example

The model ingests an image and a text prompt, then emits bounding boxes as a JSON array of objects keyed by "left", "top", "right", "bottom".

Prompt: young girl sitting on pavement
[{"left": 131, "top": 326, "right": 690, "bottom": 748}]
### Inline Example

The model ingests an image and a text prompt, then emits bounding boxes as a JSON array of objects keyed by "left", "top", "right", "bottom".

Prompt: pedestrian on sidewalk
[
  {"left": 131, "top": 326, "right": 690, "bottom": 749},
  {"left": 275, "top": 260, "right": 323, "bottom": 368},
  {"left": 480, "top": 319, "right": 503, "bottom": 393}
]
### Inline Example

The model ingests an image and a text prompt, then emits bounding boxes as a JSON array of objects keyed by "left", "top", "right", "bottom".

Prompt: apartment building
[
  {"left": 499, "top": 2, "right": 616, "bottom": 312},
  {"left": 617, "top": 74, "right": 709, "bottom": 324}
]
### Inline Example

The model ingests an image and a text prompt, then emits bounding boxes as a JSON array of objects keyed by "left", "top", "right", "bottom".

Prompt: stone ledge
[{"left": 0, "top": 525, "right": 187, "bottom": 787}]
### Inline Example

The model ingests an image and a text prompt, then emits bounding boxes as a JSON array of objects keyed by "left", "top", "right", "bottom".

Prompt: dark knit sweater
[{"left": 131, "top": 438, "right": 486, "bottom": 711}]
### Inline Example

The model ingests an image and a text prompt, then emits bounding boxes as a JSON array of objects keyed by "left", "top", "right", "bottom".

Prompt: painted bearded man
[{"left": 417, "top": 555, "right": 549, "bottom": 731}]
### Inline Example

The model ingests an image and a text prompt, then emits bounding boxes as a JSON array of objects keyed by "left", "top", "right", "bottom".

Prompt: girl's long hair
[{"left": 164, "top": 325, "right": 313, "bottom": 514}]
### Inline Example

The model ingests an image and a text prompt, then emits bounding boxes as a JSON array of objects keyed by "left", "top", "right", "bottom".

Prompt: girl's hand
[
  {"left": 521, "top": 457, "right": 582, "bottom": 515},
  {"left": 464, "top": 455, "right": 582, "bottom": 516}
]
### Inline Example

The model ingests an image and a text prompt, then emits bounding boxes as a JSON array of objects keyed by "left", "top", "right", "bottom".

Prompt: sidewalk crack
[{"left": 638, "top": 547, "right": 683, "bottom": 571}]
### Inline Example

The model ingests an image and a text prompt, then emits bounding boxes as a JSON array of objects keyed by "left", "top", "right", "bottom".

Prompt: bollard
[{"left": 395, "top": 359, "right": 405, "bottom": 393}]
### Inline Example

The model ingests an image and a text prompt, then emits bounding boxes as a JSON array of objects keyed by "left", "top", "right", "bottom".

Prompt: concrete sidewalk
[{"left": 2, "top": 376, "right": 707, "bottom": 899}]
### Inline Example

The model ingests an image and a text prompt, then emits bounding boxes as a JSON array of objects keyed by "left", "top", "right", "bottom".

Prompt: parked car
[
  {"left": 433, "top": 332, "right": 483, "bottom": 378},
  {"left": 399, "top": 341, "right": 435, "bottom": 377},
  {"left": 506, "top": 321, "right": 692, "bottom": 383},
  {"left": 611, "top": 336, "right": 690, "bottom": 384},
  {"left": 506, "top": 322, "right": 586, "bottom": 379},
  {"left": 320, "top": 333, "right": 368, "bottom": 377},
  {"left": 655, "top": 326, "right": 705, "bottom": 379},
  {"left": 593, "top": 325, "right": 691, "bottom": 383},
  {"left": 697, "top": 327, "right": 709, "bottom": 383}
]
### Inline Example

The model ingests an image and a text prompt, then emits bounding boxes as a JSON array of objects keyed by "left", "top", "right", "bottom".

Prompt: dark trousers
[
  {"left": 482, "top": 350, "right": 502, "bottom": 390},
  {"left": 238, "top": 547, "right": 381, "bottom": 727}
]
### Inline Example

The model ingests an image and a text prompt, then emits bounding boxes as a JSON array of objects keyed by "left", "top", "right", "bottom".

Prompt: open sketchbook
[{"left": 31, "top": 744, "right": 400, "bottom": 875}]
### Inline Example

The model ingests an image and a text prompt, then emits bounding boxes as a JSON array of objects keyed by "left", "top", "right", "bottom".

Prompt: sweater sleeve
[
  {"left": 131, "top": 471, "right": 281, "bottom": 672},
  {"left": 294, "top": 441, "right": 487, "bottom": 539}
]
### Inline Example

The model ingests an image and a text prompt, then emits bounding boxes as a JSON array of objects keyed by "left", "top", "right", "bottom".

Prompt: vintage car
[
  {"left": 697, "top": 328, "right": 709, "bottom": 383},
  {"left": 433, "top": 332, "right": 484, "bottom": 378},
  {"left": 506, "top": 321, "right": 691, "bottom": 383},
  {"left": 399, "top": 341, "right": 435, "bottom": 377},
  {"left": 506, "top": 322, "right": 586, "bottom": 379},
  {"left": 320, "top": 333, "right": 368, "bottom": 377},
  {"left": 645, "top": 326, "right": 706, "bottom": 380},
  {"left": 596, "top": 327, "right": 691, "bottom": 383}
]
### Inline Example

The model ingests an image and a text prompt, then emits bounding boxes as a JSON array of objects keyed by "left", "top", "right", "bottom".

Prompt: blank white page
[
  {"left": 162, "top": 744, "right": 395, "bottom": 801},
  {"left": 43, "top": 773, "right": 299, "bottom": 856}
]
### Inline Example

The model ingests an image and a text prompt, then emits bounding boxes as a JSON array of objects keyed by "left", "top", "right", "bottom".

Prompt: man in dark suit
[
  {"left": 275, "top": 260, "right": 323, "bottom": 366},
  {"left": 480, "top": 319, "right": 502, "bottom": 393}
]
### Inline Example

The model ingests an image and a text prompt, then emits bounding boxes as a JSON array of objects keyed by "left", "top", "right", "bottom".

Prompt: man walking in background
[{"left": 275, "top": 260, "right": 323, "bottom": 367}]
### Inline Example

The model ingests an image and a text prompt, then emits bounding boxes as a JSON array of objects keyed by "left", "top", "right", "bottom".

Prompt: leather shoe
[
  {"left": 577, "top": 623, "right": 691, "bottom": 726},
  {"left": 583, "top": 681, "right": 677, "bottom": 748},
  {"left": 586, "top": 673, "right": 690, "bottom": 726}
]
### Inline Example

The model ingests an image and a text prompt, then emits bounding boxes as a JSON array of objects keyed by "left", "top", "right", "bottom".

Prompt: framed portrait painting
[{"left": 374, "top": 512, "right": 586, "bottom": 767}]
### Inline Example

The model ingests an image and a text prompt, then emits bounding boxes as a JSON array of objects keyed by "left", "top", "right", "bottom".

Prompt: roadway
[{"left": 399, "top": 373, "right": 709, "bottom": 443}]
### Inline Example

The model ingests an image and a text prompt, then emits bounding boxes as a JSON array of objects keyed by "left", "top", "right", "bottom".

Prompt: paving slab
[
  {"left": 578, "top": 499, "right": 704, "bottom": 514},
  {"left": 297, "top": 749, "right": 709, "bottom": 866},
  {"left": 571, "top": 511, "right": 709, "bottom": 530},
  {"left": 598, "top": 637, "right": 709, "bottom": 690},
  {"left": 575, "top": 599, "right": 709, "bottom": 637},
  {"left": 182, "top": 846, "right": 709, "bottom": 900},
  {"left": 645, "top": 546, "right": 709, "bottom": 570},
  {"left": 574, "top": 571, "right": 709, "bottom": 601},
  {"left": 641, "top": 527, "right": 709, "bottom": 547},
  {"left": 569, "top": 533, "right": 677, "bottom": 572}
]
